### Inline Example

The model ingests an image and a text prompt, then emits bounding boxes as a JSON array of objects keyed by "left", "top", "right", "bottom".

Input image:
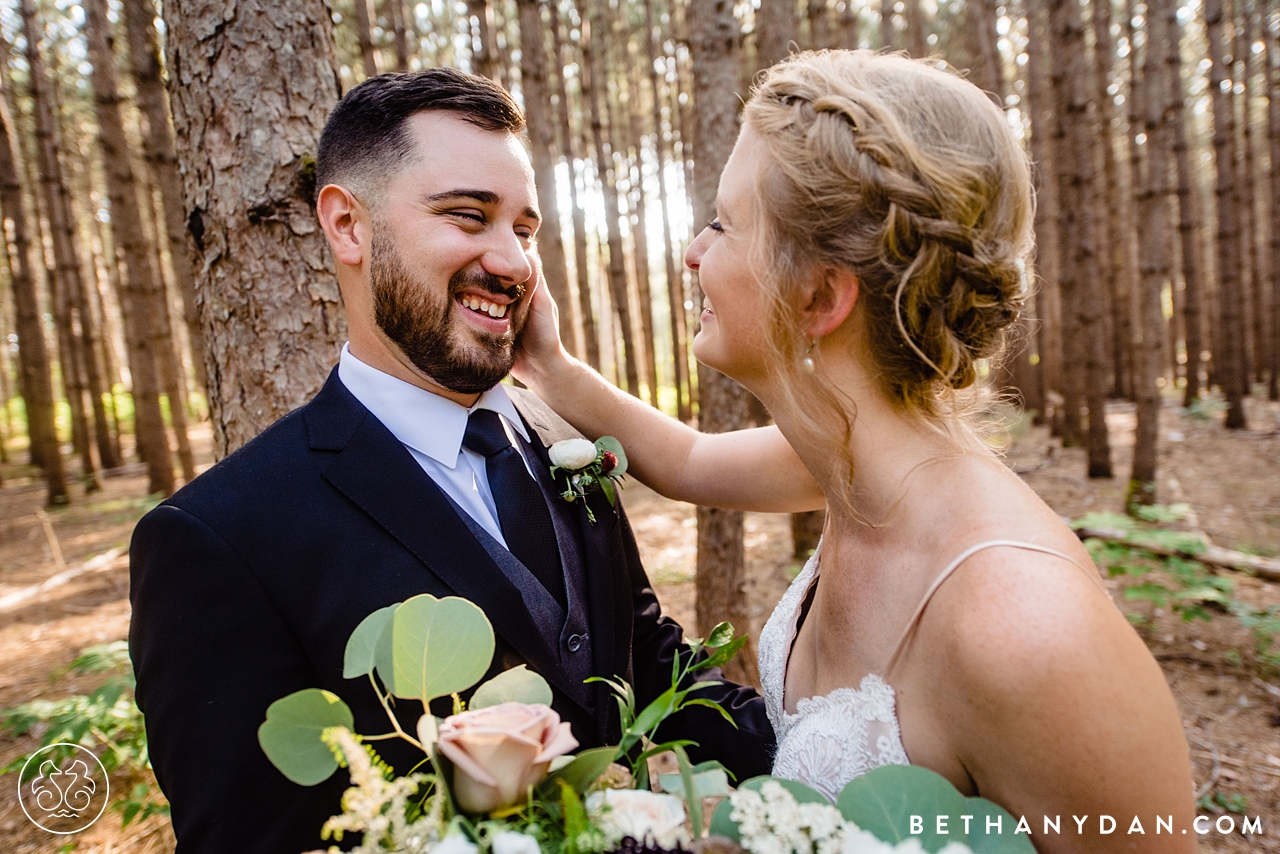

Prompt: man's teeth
[{"left": 460, "top": 296, "right": 507, "bottom": 318}]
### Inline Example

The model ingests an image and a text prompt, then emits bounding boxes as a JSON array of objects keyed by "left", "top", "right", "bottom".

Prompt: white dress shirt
[{"left": 337, "top": 342, "right": 537, "bottom": 549}]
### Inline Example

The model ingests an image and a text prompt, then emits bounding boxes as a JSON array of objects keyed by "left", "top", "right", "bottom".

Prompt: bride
[{"left": 514, "top": 50, "right": 1195, "bottom": 850}]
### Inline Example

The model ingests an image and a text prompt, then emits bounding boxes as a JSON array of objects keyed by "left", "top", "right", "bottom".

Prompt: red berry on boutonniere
[{"left": 601, "top": 451, "right": 618, "bottom": 474}]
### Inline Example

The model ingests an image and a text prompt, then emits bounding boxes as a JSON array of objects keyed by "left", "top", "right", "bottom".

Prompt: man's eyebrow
[
  {"left": 424, "top": 189, "right": 500, "bottom": 205},
  {"left": 424, "top": 189, "right": 541, "bottom": 224}
]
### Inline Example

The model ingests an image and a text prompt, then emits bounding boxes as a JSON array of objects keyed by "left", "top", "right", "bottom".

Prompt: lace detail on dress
[{"left": 757, "top": 544, "right": 910, "bottom": 802}]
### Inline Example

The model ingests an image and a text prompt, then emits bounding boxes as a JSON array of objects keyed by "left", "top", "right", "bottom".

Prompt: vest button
[{"left": 566, "top": 633, "right": 584, "bottom": 653}]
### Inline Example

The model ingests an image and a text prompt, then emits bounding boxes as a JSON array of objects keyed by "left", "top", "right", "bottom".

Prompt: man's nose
[{"left": 481, "top": 230, "right": 534, "bottom": 285}]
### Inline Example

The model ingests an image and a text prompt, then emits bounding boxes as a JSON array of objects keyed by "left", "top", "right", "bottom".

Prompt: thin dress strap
[{"left": 883, "top": 540, "right": 1095, "bottom": 677}]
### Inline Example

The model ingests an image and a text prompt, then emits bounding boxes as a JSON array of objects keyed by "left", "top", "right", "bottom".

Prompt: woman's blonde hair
[{"left": 742, "top": 50, "right": 1033, "bottom": 515}]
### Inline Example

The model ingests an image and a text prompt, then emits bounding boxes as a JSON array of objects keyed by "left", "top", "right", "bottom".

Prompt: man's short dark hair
[{"left": 315, "top": 68, "right": 525, "bottom": 203}]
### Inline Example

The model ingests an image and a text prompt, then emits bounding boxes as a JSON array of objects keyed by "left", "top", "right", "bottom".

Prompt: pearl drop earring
[{"left": 802, "top": 338, "right": 817, "bottom": 373}]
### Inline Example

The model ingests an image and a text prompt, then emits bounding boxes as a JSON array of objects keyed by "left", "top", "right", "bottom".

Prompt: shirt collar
[{"left": 337, "top": 343, "right": 530, "bottom": 468}]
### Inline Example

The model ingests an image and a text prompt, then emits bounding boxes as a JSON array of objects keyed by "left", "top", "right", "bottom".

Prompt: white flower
[
  {"left": 491, "top": 830, "right": 541, "bottom": 854},
  {"left": 587, "top": 788, "right": 690, "bottom": 849},
  {"left": 433, "top": 833, "right": 479, "bottom": 854},
  {"left": 549, "top": 439, "right": 599, "bottom": 470}
]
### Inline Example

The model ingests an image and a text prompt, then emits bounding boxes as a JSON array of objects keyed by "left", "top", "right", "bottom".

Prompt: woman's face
[{"left": 684, "top": 126, "right": 773, "bottom": 383}]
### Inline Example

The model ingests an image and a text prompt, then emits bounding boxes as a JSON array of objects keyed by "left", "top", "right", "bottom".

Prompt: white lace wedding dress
[{"left": 757, "top": 538, "right": 1087, "bottom": 802}]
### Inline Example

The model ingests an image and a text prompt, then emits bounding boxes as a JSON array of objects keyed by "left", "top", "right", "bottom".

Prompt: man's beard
[{"left": 371, "top": 225, "right": 526, "bottom": 395}]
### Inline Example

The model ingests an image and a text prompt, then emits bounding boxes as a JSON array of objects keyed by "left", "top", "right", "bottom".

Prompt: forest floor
[{"left": 0, "top": 390, "right": 1278, "bottom": 852}]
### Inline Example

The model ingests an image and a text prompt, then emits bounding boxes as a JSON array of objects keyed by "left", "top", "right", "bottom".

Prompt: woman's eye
[{"left": 707, "top": 219, "right": 723, "bottom": 233}]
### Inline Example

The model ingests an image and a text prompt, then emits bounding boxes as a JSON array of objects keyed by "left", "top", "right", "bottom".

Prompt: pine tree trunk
[
  {"left": 838, "top": 0, "right": 859, "bottom": 49},
  {"left": 1130, "top": 0, "right": 1174, "bottom": 509},
  {"left": 624, "top": 66, "right": 661, "bottom": 410},
  {"left": 1206, "top": 0, "right": 1249, "bottom": 427},
  {"left": 807, "top": 0, "right": 830, "bottom": 49},
  {"left": 1170, "top": 4, "right": 1208, "bottom": 406},
  {"left": 1026, "top": 2, "right": 1063, "bottom": 431},
  {"left": 122, "top": 0, "right": 210, "bottom": 398},
  {"left": 161, "top": 0, "right": 345, "bottom": 456},
  {"left": 690, "top": 0, "right": 758, "bottom": 688},
  {"left": 468, "top": 0, "right": 498, "bottom": 82},
  {"left": 22, "top": 0, "right": 104, "bottom": 493},
  {"left": 517, "top": 0, "right": 573, "bottom": 349},
  {"left": 1237, "top": 0, "right": 1263, "bottom": 387},
  {"left": 551, "top": 14, "right": 599, "bottom": 368},
  {"left": 384, "top": 0, "right": 410, "bottom": 72},
  {"left": 1268, "top": 0, "right": 1280, "bottom": 401},
  {"left": 584, "top": 1, "right": 640, "bottom": 398},
  {"left": 0, "top": 66, "right": 66, "bottom": 503},
  {"left": 81, "top": 0, "right": 176, "bottom": 495},
  {"left": 879, "top": 0, "right": 894, "bottom": 49},
  {"left": 353, "top": 0, "right": 380, "bottom": 78},
  {"left": 757, "top": 0, "right": 797, "bottom": 70},
  {"left": 904, "top": 0, "right": 926, "bottom": 57},
  {"left": 643, "top": 0, "right": 692, "bottom": 420},
  {"left": 1096, "top": 0, "right": 1131, "bottom": 401}
]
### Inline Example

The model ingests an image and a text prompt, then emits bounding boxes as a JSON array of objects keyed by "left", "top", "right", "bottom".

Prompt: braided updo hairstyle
[{"left": 744, "top": 50, "right": 1033, "bottom": 421}]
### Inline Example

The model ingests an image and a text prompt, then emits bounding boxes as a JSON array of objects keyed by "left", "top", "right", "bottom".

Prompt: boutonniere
[{"left": 547, "top": 436, "right": 628, "bottom": 523}]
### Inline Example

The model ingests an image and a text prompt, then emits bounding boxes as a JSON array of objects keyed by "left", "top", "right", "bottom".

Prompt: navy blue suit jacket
[{"left": 129, "top": 370, "right": 774, "bottom": 853}]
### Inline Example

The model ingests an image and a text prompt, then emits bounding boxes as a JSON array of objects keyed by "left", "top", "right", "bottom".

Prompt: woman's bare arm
[{"left": 513, "top": 278, "right": 824, "bottom": 512}]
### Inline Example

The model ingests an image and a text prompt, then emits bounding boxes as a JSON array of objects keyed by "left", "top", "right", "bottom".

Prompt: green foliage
[
  {"left": 1198, "top": 791, "right": 1249, "bottom": 814},
  {"left": 1077, "top": 506, "right": 1280, "bottom": 673},
  {"left": 0, "top": 642, "right": 169, "bottom": 828},
  {"left": 257, "top": 690, "right": 355, "bottom": 786},
  {"left": 392, "top": 594, "right": 495, "bottom": 703},
  {"left": 470, "top": 665, "right": 554, "bottom": 709},
  {"left": 1184, "top": 397, "right": 1226, "bottom": 422}
]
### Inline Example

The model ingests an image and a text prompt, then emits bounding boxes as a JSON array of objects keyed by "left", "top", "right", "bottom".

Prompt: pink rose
[{"left": 436, "top": 702, "right": 579, "bottom": 814}]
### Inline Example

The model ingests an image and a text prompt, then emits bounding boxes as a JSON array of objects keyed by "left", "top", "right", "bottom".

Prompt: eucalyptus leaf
[
  {"left": 595, "top": 436, "right": 628, "bottom": 477},
  {"left": 708, "top": 775, "right": 828, "bottom": 841},
  {"left": 536, "top": 745, "right": 617, "bottom": 798},
  {"left": 658, "top": 766, "right": 730, "bottom": 799},
  {"left": 257, "top": 689, "right": 353, "bottom": 786},
  {"left": 343, "top": 604, "right": 398, "bottom": 679},
  {"left": 837, "top": 765, "right": 966, "bottom": 850},
  {"left": 392, "top": 594, "right": 495, "bottom": 702},
  {"left": 470, "top": 665, "right": 553, "bottom": 709}
]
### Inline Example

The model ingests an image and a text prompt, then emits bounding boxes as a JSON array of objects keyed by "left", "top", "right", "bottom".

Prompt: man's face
[{"left": 366, "top": 112, "right": 541, "bottom": 394}]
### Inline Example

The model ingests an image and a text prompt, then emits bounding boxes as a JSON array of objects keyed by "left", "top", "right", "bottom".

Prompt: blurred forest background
[{"left": 1, "top": 0, "right": 1279, "bottom": 849}]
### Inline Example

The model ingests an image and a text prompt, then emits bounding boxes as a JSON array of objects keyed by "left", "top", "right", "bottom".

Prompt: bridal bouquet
[{"left": 259, "top": 594, "right": 1033, "bottom": 854}]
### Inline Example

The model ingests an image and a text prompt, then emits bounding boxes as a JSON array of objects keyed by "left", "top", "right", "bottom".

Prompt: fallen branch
[
  {"left": 1072, "top": 524, "right": 1280, "bottom": 583},
  {"left": 0, "top": 546, "right": 127, "bottom": 613}
]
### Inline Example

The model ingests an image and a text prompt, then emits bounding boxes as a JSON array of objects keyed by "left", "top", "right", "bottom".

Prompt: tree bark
[
  {"left": 1170, "top": 1, "right": 1208, "bottom": 406},
  {"left": 837, "top": 0, "right": 859, "bottom": 49},
  {"left": 82, "top": 0, "right": 177, "bottom": 495},
  {"left": 0, "top": 59, "right": 66, "bottom": 503},
  {"left": 690, "top": 0, "right": 758, "bottom": 688},
  {"left": 22, "top": 0, "right": 104, "bottom": 493},
  {"left": 1025, "top": 2, "right": 1063, "bottom": 431},
  {"left": 1268, "top": 0, "right": 1280, "bottom": 400},
  {"left": 584, "top": 2, "right": 640, "bottom": 398},
  {"left": 904, "top": 0, "right": 926, "bottom": 58},
  {"left": 623, "top": 65, "right": 661, "bottom": 410},
  {"left": 757, "top": 0, "right": 797, "bottom": 71},
  {"left": 879, "top": 0, "right": 893, "bottom": 49},
  {"left": 807, "top": 0, "right": 830, "bottom": 50},
  {"left": 384, "top": 0, "right": 410, "bottom": 72},
  {"left": 122, "top": 0, "right": 210, "bottom": 398},
  {"left": 551, "top": 13, "right": 600, "bottom": 369},
  {"left": 516, "top": 0, "right": 573, "bottom": 348},
  {"left": 1129, "top": 0, "right": 1174, "bottom": 509},
  {"left": 468, "top": 0, "right": 498, "bottom": 82},
  {"left": 1097, "top": 0, "right": 1132, "bottom": 401},
  {"left": 643, "top": 0, "right": 692, "bottom": 420},
  {"left": 353, "top": 0, "right": 380, "bottom": 79},
  {"left": 162, "top": 0, "right": 346, "bottom": 456},
  {"left": 1206, "top": 0, "right": 1249, "bottom": 427},
  {"left": 1237, "top": 0, "right": 1263, "bottom": 386}
]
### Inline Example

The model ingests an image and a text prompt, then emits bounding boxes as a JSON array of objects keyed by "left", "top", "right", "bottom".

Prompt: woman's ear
[
  {"left": 801, "top": 267, "right": 860, "bottom": 338},
  {"left": 316, "top": 184, "right": 368, "bottom": 268}
]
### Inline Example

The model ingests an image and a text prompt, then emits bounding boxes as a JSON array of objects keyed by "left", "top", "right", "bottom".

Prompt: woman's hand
[{"left": 513, "top": 262, "right": 571, "bottom": 386}]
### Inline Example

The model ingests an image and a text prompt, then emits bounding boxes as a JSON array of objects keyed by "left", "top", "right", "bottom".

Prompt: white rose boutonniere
[{"left": 547, "top": 436, "right": 628, "bottom": 524}]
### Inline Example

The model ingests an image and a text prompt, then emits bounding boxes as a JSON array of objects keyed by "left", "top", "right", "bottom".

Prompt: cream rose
[
  {"left": 548, "top": 438, "right": 598, "bottom": 470},
  {"left": 586, "top": 788, "right": 690, "bottom": 849},
  {"left": 435, "top": 702, "right": 578, "bottom": 814}
]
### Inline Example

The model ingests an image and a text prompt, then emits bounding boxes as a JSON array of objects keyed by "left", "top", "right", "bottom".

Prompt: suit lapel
[
  {"left": 510, "top": 390, "right": 631, "bottom": 733},
  {"left": 309, "top": 377, "right": 588, "bottom": 713}
]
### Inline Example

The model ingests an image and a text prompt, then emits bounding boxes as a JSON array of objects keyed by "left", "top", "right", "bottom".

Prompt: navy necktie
[{"left": 463, "top": 410, "right": 567, "bottom": 610}]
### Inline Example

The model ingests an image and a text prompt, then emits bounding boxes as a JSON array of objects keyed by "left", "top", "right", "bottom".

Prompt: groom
[{"left": 129, "top": 68, "right": 774, "bottom": 854}]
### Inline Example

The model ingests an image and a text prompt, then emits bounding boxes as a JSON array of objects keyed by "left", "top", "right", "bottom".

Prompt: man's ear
[
  {"left": 801, "top": 266, "right": 860, "bottom": 338},
  {"left": 316, "top": 184, "right": 368, "bottom": 268}
]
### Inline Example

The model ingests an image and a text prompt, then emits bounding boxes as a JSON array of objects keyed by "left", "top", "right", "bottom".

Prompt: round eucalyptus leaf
[
  {"left": 257, "top": 689, "right": 353, "bottom": 786},
  {"left": 837, "top": 765, "right": 967, "bottom": 851},
  {"left": 392, "top": 594, "right": 494, "bottom": 702},
  {"left": 707, "top": 775, "right": 828, "bottom": 841},
  {"left": 470, "top": 664, "right": 553, "bottom": 709},
  {"left": 595, "top": 436, "right": 628, "bottom": 477},
  {"left": 343, "top": 603, "right": 399, "bottom": 679}
]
